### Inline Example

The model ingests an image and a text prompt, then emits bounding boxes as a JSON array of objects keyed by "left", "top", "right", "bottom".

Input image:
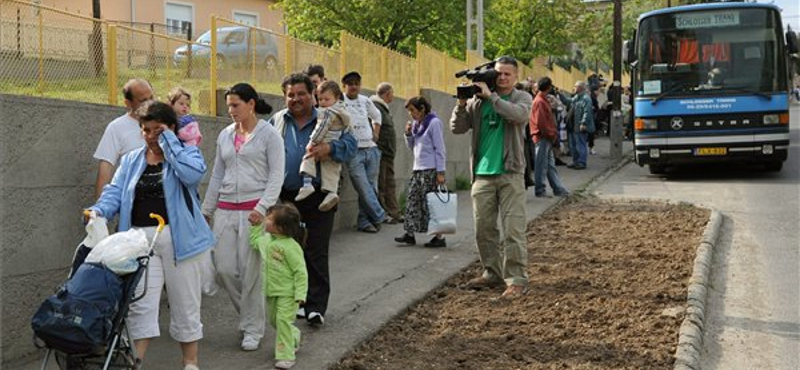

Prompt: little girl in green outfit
[{"left": 249, "top": 203, "right": 308, "bottom": 370}]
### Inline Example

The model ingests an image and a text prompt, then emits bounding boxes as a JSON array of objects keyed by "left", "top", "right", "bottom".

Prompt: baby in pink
[{"left": 168, "top": 87, "right": 203, "bottom": 146}]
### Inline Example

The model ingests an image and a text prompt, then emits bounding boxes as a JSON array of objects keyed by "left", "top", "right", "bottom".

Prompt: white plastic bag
[
  {"left": 81, "top": 211, "right": 109, "bottom": 249},
  {"left": 426, "top": 185, "right": 457, "bottom": 235},
  {"left": 86, "top": 229, "right": 149, "bottom": 274}
]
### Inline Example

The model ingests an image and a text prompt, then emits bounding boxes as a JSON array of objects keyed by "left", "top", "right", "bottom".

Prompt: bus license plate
[{"left": 695, "top": 147, "right": 727, "bottom": 156}]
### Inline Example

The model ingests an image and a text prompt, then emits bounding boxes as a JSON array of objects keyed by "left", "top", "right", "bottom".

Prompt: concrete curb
[{"left": 673, "top": 210, "right": 723, "bottom": 370}]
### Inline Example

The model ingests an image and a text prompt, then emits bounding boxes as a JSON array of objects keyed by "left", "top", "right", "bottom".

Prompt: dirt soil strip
[{"left": 332, "top": 198, "right": 710, "bottom": 370}]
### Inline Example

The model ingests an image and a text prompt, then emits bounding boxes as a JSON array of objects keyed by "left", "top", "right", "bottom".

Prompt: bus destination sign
[{"left": 675, "top": 11, "right": 739, "bottom": 29}]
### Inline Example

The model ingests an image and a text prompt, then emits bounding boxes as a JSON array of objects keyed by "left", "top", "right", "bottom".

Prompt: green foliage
[
  {"left": 274, "top": 0, "right": 466, "bottom": 57},
  {"left": 484, "top": 0, "right": 586, "bottom": 64},
  {"left": 575, "top": 0, "right": 663, "bottom": 66}
]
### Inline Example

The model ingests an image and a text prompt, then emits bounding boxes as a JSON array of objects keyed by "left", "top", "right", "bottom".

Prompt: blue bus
[{"left": 624, "top": 2, "right": 797, "bottom": 174}]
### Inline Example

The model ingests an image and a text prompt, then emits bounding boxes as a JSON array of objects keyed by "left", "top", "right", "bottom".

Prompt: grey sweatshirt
[{"left": 202, "top": 119, "right": 285, "bottom": 216}]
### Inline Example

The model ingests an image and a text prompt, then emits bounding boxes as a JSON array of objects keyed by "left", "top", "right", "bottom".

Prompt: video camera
[{"left": 454, "top": 60, "right": 498, "bottom": 100}]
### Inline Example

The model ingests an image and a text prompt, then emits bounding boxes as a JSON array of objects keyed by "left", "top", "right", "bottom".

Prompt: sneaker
[
  {"left": 423, "top": 236, "right": 446, "bottom": 248},
  {"left": 358, "top": 225, "right": 378, "bottom": 233},
  {"left": 534, "top": 193, "right": 552, "bottom": 198},
  {"left": 464, "top": 276, "right": 504, "bottom": 290},
  {"left": 296, "top": 307, "right": 306, "bottom": 319},
  {"left": 501, "top": 284, "right": 528, "bottom": 299},
  {"left": 275, "top": 360, "right": 296, "bottom": 369},
  {"left": 307, "top": 312, "right": 324, "bottom": 326},
  {"left": 183, "top": 365, "right": 200, "bottom": 370},
  {"left": 394, "top": 233, "right": 416, "bottom": 245},
  {"left": 295, "top": 186, "right": 315, "bottom": 202},
  {"left": 241, "top": 335, "right": 260, "bottom": 351},
  {"left": 590, "top": 148, "right": 597, "bottom": 155},
  {"left": 318, "top": 192, "right": 339, "bottom": 211},
  {"left": 383, "top": 216, "right": 399, "bottom": 224}
]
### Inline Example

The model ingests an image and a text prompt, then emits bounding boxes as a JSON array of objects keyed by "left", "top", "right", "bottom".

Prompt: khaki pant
[
  {"left": 470, "top": 173, "right": 529, "bottom": 286},
  {"left": 378, "top": 155, "right": 401, "bottom": 219},
  {"left": 300, "top": 157, "right": 342, "bottom": 194}
]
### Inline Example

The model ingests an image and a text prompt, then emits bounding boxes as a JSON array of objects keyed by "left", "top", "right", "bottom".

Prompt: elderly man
[
  {"left": 268, "top": 73, "right": 357, "bottom": 326},
  {"left": 450, "top": 56, "right": 533, "bottom": 299},
  {"left": 370, "top": 82, "right": 402, "bottom": 223},
  {"left": 560, "top": 81, "right": 595, "bottom": 170},
  {"left": 93, "top": 78, "right": 153, "bottom": 199}
]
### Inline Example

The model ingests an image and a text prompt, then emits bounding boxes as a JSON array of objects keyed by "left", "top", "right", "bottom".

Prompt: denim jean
[
  {"left": 534, "top": 139, "right": 568, "bottom": 196},
  {"left": 347, "top": 146, "right": 385, "bottom": 229},
  {"left": 569, "top": 131, "right": 588, "bottom": 167}
]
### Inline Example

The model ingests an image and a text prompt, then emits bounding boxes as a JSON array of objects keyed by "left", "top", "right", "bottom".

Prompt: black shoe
[
  {"left": 307, "top": 312, "right": 324, "bottom": 326},
  {"left": 555, "top": 158, "right": 567, "bottom": 166},
  {"left": 394, "top": 233, "right": 416, "bottom": 245},
  {"left": 424, "top": 236, "right": 446, "bottom": 248}
]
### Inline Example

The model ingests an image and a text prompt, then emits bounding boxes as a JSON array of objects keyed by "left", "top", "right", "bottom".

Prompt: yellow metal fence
[{"left": 2, "top": 0, "right": 631, "bottom": 114}]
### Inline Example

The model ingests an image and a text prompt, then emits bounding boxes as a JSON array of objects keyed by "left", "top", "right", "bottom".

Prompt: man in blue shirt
[{"left": 268, "top": 73, "right": 357, "bottom": 326}]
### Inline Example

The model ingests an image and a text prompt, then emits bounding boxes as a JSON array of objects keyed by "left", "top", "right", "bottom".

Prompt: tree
[
  {"left": 574, "top": 0, "right": 662, "bottom": 67},
  {"left": 274, "top": 0, "right": 466, "bottom": 58},
  {"left": 483, "top": 0, "right": 586, "bottom": 65}
]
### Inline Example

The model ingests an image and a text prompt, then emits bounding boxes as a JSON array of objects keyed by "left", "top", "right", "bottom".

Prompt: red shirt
[{"left": 529, "top": 92, "right": 557, "bottom": 144}]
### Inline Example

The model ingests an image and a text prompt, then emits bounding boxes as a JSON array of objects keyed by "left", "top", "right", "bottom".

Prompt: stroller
[{"left": 32, "top": 213, "right": 165, "bottom": 370}]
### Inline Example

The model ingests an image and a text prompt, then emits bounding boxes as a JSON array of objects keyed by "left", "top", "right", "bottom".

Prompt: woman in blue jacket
[{"left": 89, "top": 100, "right": 214, "bottom": 370}]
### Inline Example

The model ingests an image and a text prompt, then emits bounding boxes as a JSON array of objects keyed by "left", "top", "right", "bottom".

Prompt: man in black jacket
[{"left": 370, "top": 83, "right": 403, "bottom": 223}]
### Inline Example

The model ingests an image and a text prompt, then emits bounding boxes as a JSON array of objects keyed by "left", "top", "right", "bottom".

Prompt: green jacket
[
  {"left": 449, "top": 88, "right": 533, "bottom": 181},
  {"left": 370, "top": 95, "right": 396, "bottom": 159},
  {"left": 249, "top": 226, "right": 308, "bottom": 301}
]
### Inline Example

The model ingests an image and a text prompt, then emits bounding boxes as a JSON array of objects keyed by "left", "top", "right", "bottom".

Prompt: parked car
[{"left": 173, "top": 26, "right": 279, "bottom": 69}]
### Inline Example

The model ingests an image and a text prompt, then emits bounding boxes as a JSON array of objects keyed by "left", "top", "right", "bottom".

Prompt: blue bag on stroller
[{"left": 31, "top": 263, "right": 123, "bottom": 355}]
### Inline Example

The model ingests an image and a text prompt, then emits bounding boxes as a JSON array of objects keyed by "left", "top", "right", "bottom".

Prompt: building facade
[{"left": 38, "top": 0, "right": 283, "bottom": 37}]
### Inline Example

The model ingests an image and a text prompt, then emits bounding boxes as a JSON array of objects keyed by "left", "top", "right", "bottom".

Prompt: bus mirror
[
  {"left": 623, "top": 39, "right": 637, "bottom": 64},
  {"left": 787, "top": 29, "right": 798, "bottom": 54}
]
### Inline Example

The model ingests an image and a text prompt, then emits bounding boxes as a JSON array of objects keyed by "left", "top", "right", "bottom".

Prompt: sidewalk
[{"left": 17, "top": 137, "right": 632, "bottom": 370}]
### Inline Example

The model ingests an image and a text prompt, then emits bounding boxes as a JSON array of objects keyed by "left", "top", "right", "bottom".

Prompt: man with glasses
[{"left": 450, "top": 56, "right": 533, "bottom": 299}]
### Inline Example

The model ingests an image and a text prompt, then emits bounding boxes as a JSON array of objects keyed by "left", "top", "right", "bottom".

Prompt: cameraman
[{"left": 450, "top": 56, "right": 533, "bottom": 299}]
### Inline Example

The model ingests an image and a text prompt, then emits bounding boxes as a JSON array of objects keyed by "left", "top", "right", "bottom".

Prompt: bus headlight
[
  {"left": 649, "top": 148, "right": 660, "bottom": 158},
  {"left": 635, "top": 118, "right": 658, "bottom": 130},
  {"left": 762, "top": 145, "right": 773, "bottom": 155},
  {"left": 763, "top": 114, "right": 779, "bottom": 125}
]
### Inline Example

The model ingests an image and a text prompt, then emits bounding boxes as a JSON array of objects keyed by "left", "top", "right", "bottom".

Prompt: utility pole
[
  {"left": 90, "top": 0, "right": 104, "bottom": 77},
  {"left": 466, "top": 0, "right": 484, "bottom": 57},
  {"left": 609, "top": 0, "right": 623, "bottom": 158}
]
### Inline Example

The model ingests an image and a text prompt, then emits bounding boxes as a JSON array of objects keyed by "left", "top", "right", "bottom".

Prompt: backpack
[{"left": 31, "top": 263, "right": 123, "bottom": 355}]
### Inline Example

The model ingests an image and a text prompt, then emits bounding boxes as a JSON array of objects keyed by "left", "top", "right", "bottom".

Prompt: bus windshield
[{"left": 636, "top": 7, "right": 787, "bottom": 97}]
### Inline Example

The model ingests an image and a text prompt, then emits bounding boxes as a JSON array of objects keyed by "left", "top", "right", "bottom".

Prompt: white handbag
[{"left": 426, "top": 185, "right": 457, "bottom": 235}]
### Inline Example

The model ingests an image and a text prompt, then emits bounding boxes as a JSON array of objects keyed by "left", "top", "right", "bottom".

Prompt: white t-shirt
[
  {"left": 93, "top": 114, "right": 145, "bottom": 166},
  {"left": 344, "top": 94, "right": 382, "bottom": 148}
]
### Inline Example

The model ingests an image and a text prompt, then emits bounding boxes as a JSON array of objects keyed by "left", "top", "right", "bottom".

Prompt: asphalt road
[{"left": 594, "top": 104, "right": 800, "bottom": 369}]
